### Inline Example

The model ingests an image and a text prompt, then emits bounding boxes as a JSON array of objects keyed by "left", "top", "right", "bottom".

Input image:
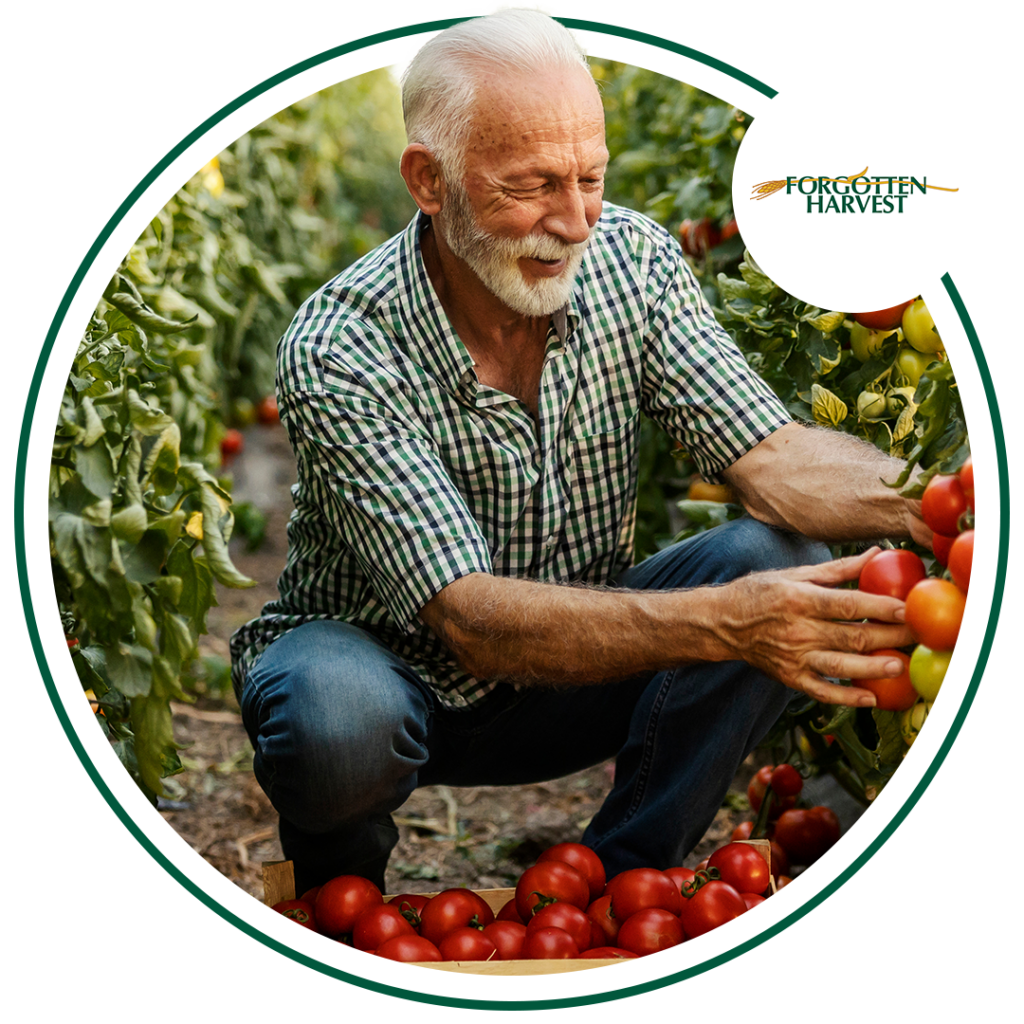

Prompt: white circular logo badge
[{"left": 733, "top": 66, "right": 978, "bottom": 313}]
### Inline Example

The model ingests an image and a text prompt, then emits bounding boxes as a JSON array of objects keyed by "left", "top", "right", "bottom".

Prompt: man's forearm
[{"left": 722, "top": 421, "right": 926, "bottom": 544}]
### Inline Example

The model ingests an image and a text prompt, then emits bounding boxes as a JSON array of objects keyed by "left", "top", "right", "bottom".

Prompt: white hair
[{"left": 401, "top": 9, "right": 591, "bottom": 180}]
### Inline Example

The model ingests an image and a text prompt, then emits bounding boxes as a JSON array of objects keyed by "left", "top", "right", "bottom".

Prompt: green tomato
[
  {"left": 902, "top": 299, "right": 943, "bottom": 354},
  {"left": 909, "top": 644, "right": 951, "bottom": 701},
  {"left": 886, "top": 386, "right": 918, "bottom": 418},
  {"left": 900, "top": 699, "right": 932, "bottom": 746},
  {"left": 857, "top": 390, "right": 889, "bottom": 421},
  {"left": 849, "top": 322, "right": 897, "bottom": 363},
  {"left": 895, "top": 345, "right": 932, "bottom": 387}
]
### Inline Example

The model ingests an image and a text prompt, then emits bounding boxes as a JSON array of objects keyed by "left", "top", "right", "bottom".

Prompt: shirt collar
[{"left": 392, "top": 211, "right": 584, "bottom": 397}]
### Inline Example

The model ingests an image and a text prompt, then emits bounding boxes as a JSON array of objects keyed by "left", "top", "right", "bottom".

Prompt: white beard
[{"left": 441, "top": 179, "right": 590, "bottom": 318}]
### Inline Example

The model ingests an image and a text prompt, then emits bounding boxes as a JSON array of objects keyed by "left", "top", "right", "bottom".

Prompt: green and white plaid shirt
[{"left": 230, "top": 204, "right": 790, "bottom": 708}]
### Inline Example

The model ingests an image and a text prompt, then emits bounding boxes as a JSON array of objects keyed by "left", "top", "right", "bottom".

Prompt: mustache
[{"left": 495, "top": 231, "right": 590, "bottom": 261}]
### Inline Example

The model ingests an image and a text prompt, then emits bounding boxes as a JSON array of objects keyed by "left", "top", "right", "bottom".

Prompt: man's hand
[{"left": 709, "top": 548, "right": 914, "bottom": 707}]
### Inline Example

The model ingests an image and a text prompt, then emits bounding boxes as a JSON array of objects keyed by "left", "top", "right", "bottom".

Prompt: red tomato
[
  {"left": 769, "top": 841, "right": 790, "bottom": 881},
  {"left": 438, "top": 926, "right": 498, "bottom": 962},
  {"left": 921, "top": 474, "right": 968, "bottom": 536},
  {"left": 858, "top": 549, "right": 927, "bottom": 601},
  {"left": 747, "top": 764, "right": 796, "bottom": 817},
  {"left": 419, "top": 889, "right": 495, "bottom": 946},
  {"left": 386, "top": 893, "right": 429, "bottom": 928},
  {"left": 776, "top": 875, "right": 793, "bottom": 889},
  {"left": 579, "top": 946, "right": 639, "bottom": 959},
  {"left": 678, "top": 881, "right": 747, "bottom": 939},
  {"left": 522, "top": 927, "right": 579, "bottom": 959},
  {"left": 959, "top": 456, "right": 974, "bottom": 511},
  {"left": 679, "top": 217, "right": 722, "bottom": 257},
  {"left": 271, "top": 899, "right": 317, "bottom": 930},
  {"left": 536, "top": 842, "right": 607, "bottom": 902},
  {"left": 220, "top": 427, "right": 244, "bottom": 462},
  {"left": 731, "top": 822, "right": 754, "bottom": 841},
  {"left": 352, "top": 903, "right": 416, "bottom": 951},
  {"left": 515, "top": 861, "right": 590, "bottom": 921},
  {"left": 299, "top": 886, "right": 321, "bottom": 905},
  {"left": 375, "top": 934, "right": 442, "bottom": 962},
  {"left": 853, "top": 301, "right": 913, "bottom": 331},
  {"left": 314, "top": 875, "right": 382, "bottom": 937},
  {"left": 905, "top": 578, "right": 965, "bottom": 650},
  {"left": 527, "top": 902, "right": 592, "bottom": 951},
  {"left": 664, "top": 866, "right": 697, "bottom": 893},
  {"left": 948, "top": 530, "right": 973, "bottom": 593},
  {"left": 586, "top": 895, "right": 621, "bottom": 945},
  {"left": 741, "top": 893, "right": 765, "bottom": 910},
  {"left": 773, "top": 807, "right": 841, "bottom": 866},
  {"left": 616, "top": 908, "right": 685, "bottom": 956},
  {"left": 720, "top": 217, "right": 740, "bottom": 241},
  {"left": 482, "top": 921, "right": 527, "bottom": 961},
  {"left": 256, "top": 394, "right": 280, "bottom": 425},
  {"left": 768, "top": 763, "right": 804, "bottom": 799},
  {"left": 605, "top": 868, "right": 681, "bottom": 918},
  {"left": 860, "top": 649, "right": 917, "bottom": 711},
  {"left": 706, "top": 843, "right": 771, "bottom": 895},
  {"left": 495, "top": 897, "right": 524, "bottom": 924},
  {"left": 931, "top": 532, "right": 956, "bottom": 568}
]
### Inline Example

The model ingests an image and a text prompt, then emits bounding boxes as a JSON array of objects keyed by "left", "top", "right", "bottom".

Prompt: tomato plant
[
  {"left": 858, "top": 549, "right": 926, "bottom": 601},
  {"left": 905, "top": 578, "right": 965, "bottom": 651}
]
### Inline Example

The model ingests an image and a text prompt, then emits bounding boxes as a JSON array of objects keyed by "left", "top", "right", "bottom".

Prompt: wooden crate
[{"left": 262, "top": 841, "right": 773, "bottom": 975}]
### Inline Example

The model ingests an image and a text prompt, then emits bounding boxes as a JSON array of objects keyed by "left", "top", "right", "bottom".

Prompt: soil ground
[{"left": 157, "top": 422, "right": 862, "bottom": 902}]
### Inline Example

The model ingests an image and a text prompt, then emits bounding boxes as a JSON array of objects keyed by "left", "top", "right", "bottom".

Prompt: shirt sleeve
[
  {"left": 639, "top": 230, "right": 792, "bottom": 482},
  {"left": 281, "top": 375, "right": 494, "bottom": 634}
]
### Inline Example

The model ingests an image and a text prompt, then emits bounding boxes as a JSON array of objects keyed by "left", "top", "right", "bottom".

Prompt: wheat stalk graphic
[{"left": 751, "top": 166, "right": 959, "bottom": 200}]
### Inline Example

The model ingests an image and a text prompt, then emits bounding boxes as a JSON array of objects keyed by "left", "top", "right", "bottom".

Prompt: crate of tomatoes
[{"left": 262, "top": 837, "right": 789, "bottom": 974}]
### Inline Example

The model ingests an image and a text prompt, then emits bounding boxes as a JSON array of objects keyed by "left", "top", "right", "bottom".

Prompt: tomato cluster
[
  {"left": 855, "top": 457, "right": 974, "bottom": 740},
  {"left": 270, "top": 836, "right": 800, "bottom": 963}
]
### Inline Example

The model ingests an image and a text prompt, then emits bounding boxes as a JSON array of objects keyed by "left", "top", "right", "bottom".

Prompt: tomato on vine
[
  {"left": 948, "top": 530, "right": 973, "bottom": 592},
  {"left": 858, "top": 549, "right": 926, "bottom": 601},
  {"left": 860, "top": 649, "right": 916, "bottom": 711},
  {"left": 921, "top": 473, "right": 968, "bottom": 536},
  {"left": 905, "top": 578, "right": 965, "bottom": 651},
  {"left": 706, "top": 843, "right": 771, "bottom": 895}
]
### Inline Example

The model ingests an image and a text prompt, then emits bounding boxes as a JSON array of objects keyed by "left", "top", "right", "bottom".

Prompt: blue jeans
[{"left": 238, "top": 517, "right": 830, "bottom": 894}]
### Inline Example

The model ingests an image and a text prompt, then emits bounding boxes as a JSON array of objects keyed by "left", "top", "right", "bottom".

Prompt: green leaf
[
  {"left": 110, "top": 503, "right": 148, "bottom": 543},
  {"left": 74, "top": 442, "right": 116, "bottom": 500},
  {"left": 107, "top": 642, "right": 154, "bottom": 697},
  {"left": 167, "top": 540, "right": 216, "bottom": 634},
  {"left": 874, "top": 709, "right": 906, "bottom": 770},
  {"left": 120, "top": 529, "right": 169, "bottom": 584},
  {"left": 811, "top": 384, "right": 849, "bottom": 427}
]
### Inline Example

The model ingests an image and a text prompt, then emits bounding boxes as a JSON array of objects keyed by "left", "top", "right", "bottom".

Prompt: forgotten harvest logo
[{"left": 751, "top": 166, "right": 958, "bottom": 212}]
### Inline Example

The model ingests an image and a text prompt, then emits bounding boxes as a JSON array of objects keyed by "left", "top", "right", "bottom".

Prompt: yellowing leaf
[
  {"left": 811, "top": 384, "right": 848, "bottom": 427},
  {"left": 186, "top": 511, "right": 204, "bottom": 540}
]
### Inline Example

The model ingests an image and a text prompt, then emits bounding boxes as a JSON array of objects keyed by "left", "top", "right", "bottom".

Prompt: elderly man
[{"left": 231, "top": 10, "right": 926, "bottom": 895}]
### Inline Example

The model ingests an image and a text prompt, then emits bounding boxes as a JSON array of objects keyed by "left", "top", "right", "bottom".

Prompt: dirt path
[{"left": 157, "top": 423, "right": 857, "bottom": 901}]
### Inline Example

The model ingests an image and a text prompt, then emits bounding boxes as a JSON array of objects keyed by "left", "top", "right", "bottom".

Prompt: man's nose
[{"left": 542, "top": 186, "right": 594, "bottom": 245}]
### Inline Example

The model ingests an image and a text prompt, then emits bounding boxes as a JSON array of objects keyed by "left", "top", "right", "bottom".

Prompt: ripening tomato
[
  {"left": 895, "top": 345, "right": 933, "bottom": 388},
  {"left": 853, "top": 301, "right": 913, "bottom": 331},
  {"left": 960, "top": 456, "right": 974, "bottom": 511},
  {"left": 902, "top": 299, "right": 943, "bottom": 354},
  {"left": 849, "top": 323, "right": 897, "bottom": 363},
  {"left": 948, "top": 530, "right": 973, "bottom": 592},
  {"left": 921, "top": 474, "right": 968, "bottom": 536},
  {"left": 858, "top": 548, "right": 927, "bottom": 601},
  {"left": 220, "top": 427, "right": 244, "bottom": 461},
  {"left": 721, "top": 217, "right": 740, "bottom": 241},
  {"left": 687, "top": 480, "right": 736, "bottom": 503},
  {"left": 769, "top": 763, "right": 804, "bottom": 799},
  {"left": 860, "top": 649, "right": 917, "bottom": 711},
  {"left": 901, "top": 699, "right": 932, "bottom": 746},
  {"left": 909, "top": 644, "right": 951, "bottom": 701},
  {"left": 352, "top": 903, "right": 416, "bottom": 951},
  {"left": 272, "top": 899, "right": 317, "bottom": 930},
  {"left": 256, "top": 394, "right": 280, "bottom": 425},
  {"left": 905, "top": 578, "right": 965, "bottom": 651},
  {"left": 679, "top": 217, "right": 722, "bottom": 257}
]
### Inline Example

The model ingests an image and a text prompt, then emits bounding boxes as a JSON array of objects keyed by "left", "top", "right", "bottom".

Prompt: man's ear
[{"left": 401, "top": 144, "right": 445, "bottom": 216}]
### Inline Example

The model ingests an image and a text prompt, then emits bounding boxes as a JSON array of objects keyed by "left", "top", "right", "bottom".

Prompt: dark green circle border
[{"left": 14, "top": 16, "right": 1007, "bottom": 1011}]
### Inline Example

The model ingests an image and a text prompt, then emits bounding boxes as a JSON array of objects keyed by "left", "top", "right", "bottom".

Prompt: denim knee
[{"left": 240, "top": 621, "right": 432, "bottom": 834}]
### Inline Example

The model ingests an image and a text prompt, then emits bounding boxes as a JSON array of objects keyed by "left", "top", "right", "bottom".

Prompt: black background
[{"left": 25, "top": 12, "right": 999, "bottom": 1011}]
